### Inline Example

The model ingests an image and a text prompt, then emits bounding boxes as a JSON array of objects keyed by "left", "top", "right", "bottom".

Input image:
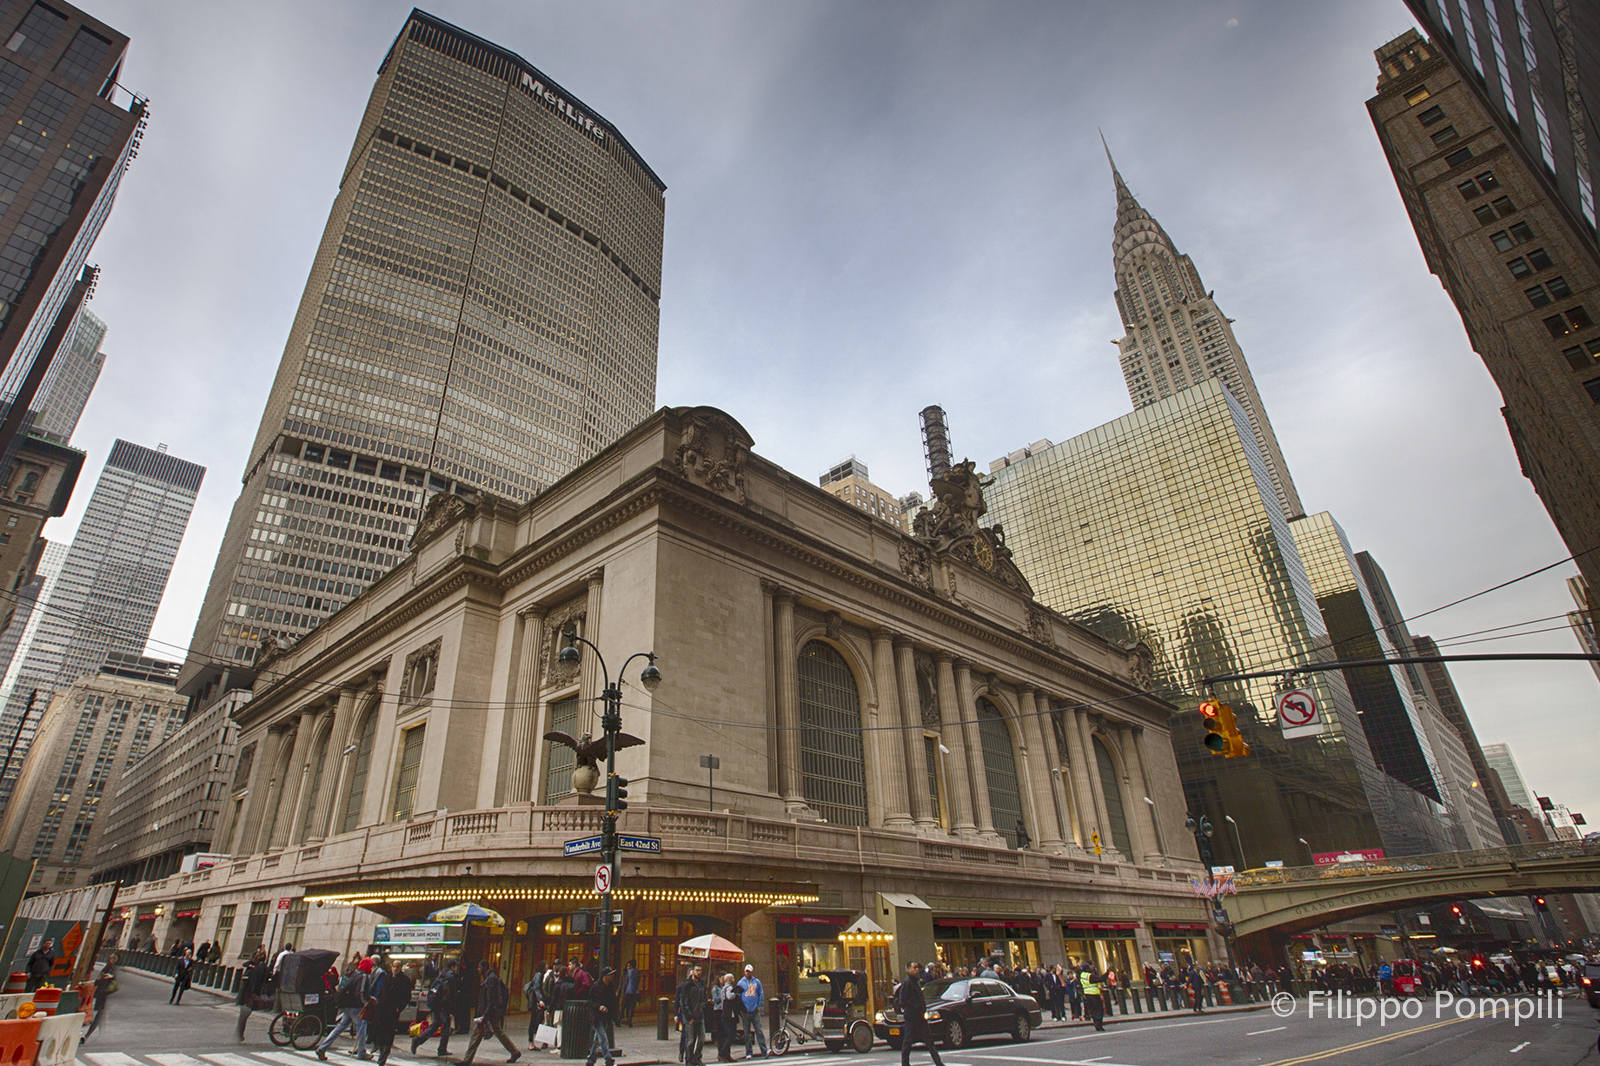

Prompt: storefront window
[
  {"left": 932, "top": 922, "right": 1040, "bottom": 971},
  {"left": 776, "top": 919, "right": 845, "bottom": 1006},
  {"left": 1061, "top": 924, "right": 1140, "bottom": 983},
  {"left": 1152, "top": 938, "right": 1209, "bottom": 969}
]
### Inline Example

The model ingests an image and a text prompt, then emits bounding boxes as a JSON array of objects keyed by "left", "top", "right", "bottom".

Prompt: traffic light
[
  {"left": 607, "top": 773, "right": 629, "bottom": 814},
  {"left": 1199, "top": 700, "right": 1251, "bottom": 758},
  {"left": 1533, "top": 896, "right": 1548, "bottom": 911}
]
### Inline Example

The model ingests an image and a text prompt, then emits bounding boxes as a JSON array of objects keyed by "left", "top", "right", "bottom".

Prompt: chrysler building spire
[{"left": 1105, "top": 146, "right": 1303, "bottom": 519}]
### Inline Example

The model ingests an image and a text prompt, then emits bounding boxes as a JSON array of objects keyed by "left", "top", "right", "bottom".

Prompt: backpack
[
  {"left": 338, "top": 971, "right": 364, "bottom": 1008},
  {"left": 488, "top": 975, "right": 509, "bottom": 1018}
]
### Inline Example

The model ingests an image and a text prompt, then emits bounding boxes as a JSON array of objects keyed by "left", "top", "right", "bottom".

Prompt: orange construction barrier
[
  {"left": 27, "top": 990, "right": 59, "bottom": 1017},
  {"left": 0, "top": 1016, "right": 42, "bottom": 1066},
  {"left": 0, "top": 977, "right": 21, "bottom": 996}
]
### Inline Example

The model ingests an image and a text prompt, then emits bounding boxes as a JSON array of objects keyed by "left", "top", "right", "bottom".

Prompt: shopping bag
[{"left": 534, "top": 1023, "right": 559, "bottom": 1049}]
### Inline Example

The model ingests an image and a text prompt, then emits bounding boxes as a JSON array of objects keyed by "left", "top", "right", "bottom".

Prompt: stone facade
[
  {"left": 1368, "top": 31, "right": 1600, "bottom": 598},
  {"left": 111, "top": 405, "right": 1212, "bottom": 995},
  {"left": 0, "top": 434, "right": 81, "bottom": 634}
]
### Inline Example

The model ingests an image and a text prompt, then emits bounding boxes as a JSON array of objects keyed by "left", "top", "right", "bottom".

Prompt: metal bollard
[
  {"left": 1131, "top": 987, "right": 1143, "bottom": 1013},
  {"left": 657, "top": 997, "right": 671, "bottom": 1040}
]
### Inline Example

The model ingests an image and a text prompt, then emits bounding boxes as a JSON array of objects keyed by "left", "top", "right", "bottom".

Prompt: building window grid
[{"left": 795, "top": 641, "right": 868, "bottom": 828}]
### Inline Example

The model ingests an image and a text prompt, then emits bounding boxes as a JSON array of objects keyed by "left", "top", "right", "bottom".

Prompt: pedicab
[{"left": 269, "top": 948, "right": 340, "bottom": 1049}]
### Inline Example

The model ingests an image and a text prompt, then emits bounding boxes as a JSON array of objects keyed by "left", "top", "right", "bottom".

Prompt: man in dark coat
[
  {"left": 25, "top": 938, "right": 55, "bottom": 992},
  {"left": 675, "top": 965, "right": 705, "bottom": 1066},
  {"left": 370, "top": 960, "right": 415, "bottom": 1066},
  {"left": 585, "top": 968, "right": 619, "bottom": 1066},
  {"left": 412, "top": 961, "right": 460, "bottom": 1056},
  {"left": 460, "top": 961, "right": 520, "bottom": 1065},
  {"left": 895, "top": 962, "right": 944, "bottom": 1066}
]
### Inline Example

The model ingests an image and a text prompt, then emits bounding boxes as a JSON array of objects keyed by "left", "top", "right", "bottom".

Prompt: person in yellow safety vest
[{"left": 1077, "top": 966, "right": 1105, "bottom": 1031}]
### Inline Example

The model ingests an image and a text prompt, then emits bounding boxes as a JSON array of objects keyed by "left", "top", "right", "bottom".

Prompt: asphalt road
[{"left": 72, "top": 969, "right": 1600, "bottom": 1066}]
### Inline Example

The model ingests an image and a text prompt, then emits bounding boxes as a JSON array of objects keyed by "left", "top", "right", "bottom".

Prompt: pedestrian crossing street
[{"left": 81, "top": 1051, "right": 487, "bottom": 1066}]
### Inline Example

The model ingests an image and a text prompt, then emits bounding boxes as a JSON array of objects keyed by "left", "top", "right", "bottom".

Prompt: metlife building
[{"left": 181, "top": 9, "right": 667, "bottom": 684}]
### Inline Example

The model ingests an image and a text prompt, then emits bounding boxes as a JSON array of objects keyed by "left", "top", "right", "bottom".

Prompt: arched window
[
  {"left": 1093, "top": 735, "right": 1132, "bottom": 855},
  {"left": 299, "top": 726, "right": 330, "bottom": 840},
  {"left": 976, "top": 697, "right": 1025, "bottom": 848},
  {"left": 797, "top": 641, "right": 867, "bottom": 826},
  {"left": 340, "top": 705, "right": 378, "bottom": 833}
]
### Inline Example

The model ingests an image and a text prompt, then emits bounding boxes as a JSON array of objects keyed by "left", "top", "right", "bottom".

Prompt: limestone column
[
  {"left": 309, "top": 688, "right": 358, "bottom": 841},
  {"left": 580, "top": 571, "right": 605, "bottom": 726},
  {"left": 1018, "top": 688, "right": 1064, "bottom": 849},
  {"left": 894, "top": 639, "right": 936, "bottom": 829},
  {"left": 1110, "top": 722, "right": 1150, "bottom": 863},
  {"left": 236, "top": 725, "right": 285, "bottom": 857},
  {"left": 1125, "top": 725, "right": 1164, "bottom": 862},
  {"left": 250, "top": 728, "right": 292, "bottom": 854},
  {"left": 278, "top": 708, "right": 321, "bottom": 850},
  {"left": 504, "top": 608, "right": 546, "bottom": 803},
  {"left": 954, "top": 661, "right": 995, "bottom": 838},
  {"left": 934, "top": 653, "right": 976, "bottom": 836},
  {"left": 871, "top": 631, "right": 913, "bottom": 829},
  {"left": 773, "top": 590, "right": 807, "bottom": 811},
  {"left": 1037, "top": 692, "right": 1082, "bottom": 850},
  {"left": 1061, "top": 706, "right": 1098, "bottom": 850}
]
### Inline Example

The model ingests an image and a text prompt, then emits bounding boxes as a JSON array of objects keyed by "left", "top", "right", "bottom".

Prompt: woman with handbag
[{"left": 83, "top": 954, "right": 119, "bottom": 1040}]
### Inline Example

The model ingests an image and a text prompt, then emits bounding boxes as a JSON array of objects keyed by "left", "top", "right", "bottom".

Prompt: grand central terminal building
[{"left": 109, "top": 405, "right": 1216, "bottom": 1004}]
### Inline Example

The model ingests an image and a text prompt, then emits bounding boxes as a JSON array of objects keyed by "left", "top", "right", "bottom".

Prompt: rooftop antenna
[{"left": 920, "top": 405, "right": 952, "bottom": 486}]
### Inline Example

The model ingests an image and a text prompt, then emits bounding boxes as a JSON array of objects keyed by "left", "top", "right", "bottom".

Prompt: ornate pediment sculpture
[
  {"left": 897, "top": 457, "right": 1035, "bottom": 598},
  {"left": 413, "top": 491, "right": 471, "bottom": 550}
]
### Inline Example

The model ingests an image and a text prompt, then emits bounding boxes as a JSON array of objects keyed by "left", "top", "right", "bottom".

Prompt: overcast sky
[{"left": 56, "top": 0, "right": 1598, "bottom": 833}]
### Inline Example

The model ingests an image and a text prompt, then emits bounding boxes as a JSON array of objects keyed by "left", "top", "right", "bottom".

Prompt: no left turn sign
[
  {"left": 1277, "top": 689, "right": 1318, "bottom": 727},
  {"left": 594, "top": 863, "right": 613, "bottom": 894}
]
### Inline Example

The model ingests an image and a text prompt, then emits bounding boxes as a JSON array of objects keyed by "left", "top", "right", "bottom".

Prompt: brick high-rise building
[
  {"left": 1105, "top": 146, "right": 1303, "bottom": 519},
  {"left": 1368, "top": 30, "right": 1600, "bottom": 596},
  {"left": 180, "top": 9, "right": 666, "bottom": 685}
]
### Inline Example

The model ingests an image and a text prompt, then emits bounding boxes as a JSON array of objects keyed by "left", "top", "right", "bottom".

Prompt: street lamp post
[
  {"left": 558, "top": 634, "right": 661, "bottom": 976},
  {"left": 1224, "top": 814, "right": 1247, "bottom": 870},
  {"left": 1297, "top": 836, "right": 1315, "bottom": 867}
]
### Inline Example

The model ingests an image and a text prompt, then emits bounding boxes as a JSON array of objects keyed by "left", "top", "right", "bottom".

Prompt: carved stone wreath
[
  {"left": 898, "top": 541, "right": 935, "bottom": 592},
  {"left": 1026, "top": 602, "right": 1057, "bottom": 648},
  {"left": 674, "top": 407, "right": 753, "bottom": 504},
  {"left": 414, "top": 492, "right": 470, "bottom": 550}
]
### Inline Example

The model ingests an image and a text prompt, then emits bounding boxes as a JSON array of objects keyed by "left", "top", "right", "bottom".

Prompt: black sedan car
[{"left": 874, "top": 977, "right": 1042, "bottom": 1050}]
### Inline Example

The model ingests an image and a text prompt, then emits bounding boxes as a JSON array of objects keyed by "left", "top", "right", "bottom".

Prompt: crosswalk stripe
[
  {"left": 200, "top": 1055, "right": 269, "bottom": 1066},
  {"left": 84, "top": 1055, "right": 144, "bottom": 1066},
  {"left": 148, "top": 1056, "right": 210, "bottom": 1066},
  {"left": 254, "top": 1054, "right": 321, "bottom": 1066}
]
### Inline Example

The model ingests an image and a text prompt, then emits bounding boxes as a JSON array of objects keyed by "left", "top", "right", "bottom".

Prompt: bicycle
[
  {"left": 268, "top": 1009, "right": 324, "bottom": 1050},
  {"left": 768, "top": 993, "right": 821, "bottom": 1055}
]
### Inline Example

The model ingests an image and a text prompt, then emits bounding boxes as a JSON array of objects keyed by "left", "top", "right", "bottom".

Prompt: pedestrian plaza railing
[{"left": 115, "top": 949, "right": 243, "bottom": 994}]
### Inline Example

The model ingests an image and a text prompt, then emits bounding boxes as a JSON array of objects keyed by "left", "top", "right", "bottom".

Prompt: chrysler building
[{"left": 1107, "top": 147, "right": 1303, "bottom": 519}]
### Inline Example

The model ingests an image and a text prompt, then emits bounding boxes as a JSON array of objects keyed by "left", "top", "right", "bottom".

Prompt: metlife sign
[{"left": 520, "top": 73, "right": 607, "bottom": 143}]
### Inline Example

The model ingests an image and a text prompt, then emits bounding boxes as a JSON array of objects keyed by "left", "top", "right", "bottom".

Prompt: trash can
[{"left": 560, "top": 999, "right": 591, "bottom": 1060}]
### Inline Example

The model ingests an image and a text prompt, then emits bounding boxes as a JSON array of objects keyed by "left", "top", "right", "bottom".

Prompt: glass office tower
[
  {"left": 985, "top": 380, "right": 1420, "bottom": 867},
  {"left": 0, "top": 2, "right": 140, "bottom": 463},
  {"left": 31, "top": 307, "right": 105, "bottom": 442},
  {"left": 181, "top": 10, "right": 666, "bottom": 682},
  {"left": 0, "top": 441, "right": 203, "bottom": 815}
]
